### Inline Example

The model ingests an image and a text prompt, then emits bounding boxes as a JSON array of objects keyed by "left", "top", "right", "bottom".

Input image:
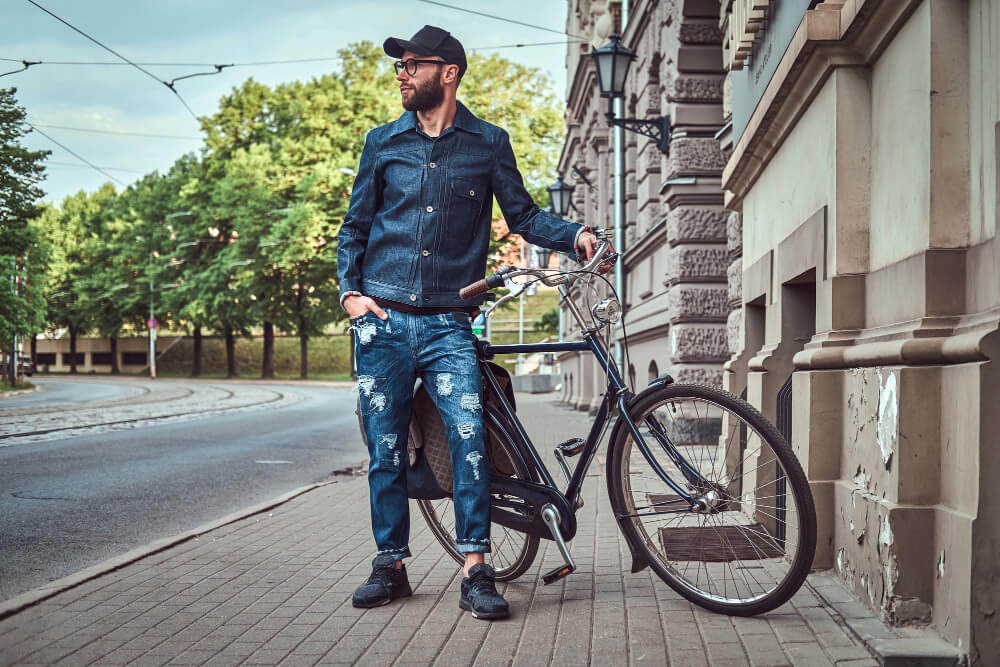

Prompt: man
[{"left": 337, "top": 25, "right": 607, "bottom": 620}]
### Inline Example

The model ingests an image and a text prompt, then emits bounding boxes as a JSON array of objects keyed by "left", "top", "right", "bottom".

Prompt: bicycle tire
[
  {"left": 607, "top": 382, "right": 817, "bottom": 616},
  {"left": 416, "top": 410, "right": 540, "bottom": 582}
]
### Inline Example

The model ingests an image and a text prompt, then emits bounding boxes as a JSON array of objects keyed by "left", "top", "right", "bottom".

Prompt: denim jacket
[{"left": 337, "top": 102, "right": 584, "bottom": 308}]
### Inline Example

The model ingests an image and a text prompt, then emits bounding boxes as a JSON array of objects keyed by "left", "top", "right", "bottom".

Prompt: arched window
[{"left": 648, "top": 361, "right": 659, "bottom": 385}]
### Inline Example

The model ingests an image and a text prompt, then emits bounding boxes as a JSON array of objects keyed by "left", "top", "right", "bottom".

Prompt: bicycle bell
[{"left": 592, "top": 298, "right": 621, "bottom": 324}]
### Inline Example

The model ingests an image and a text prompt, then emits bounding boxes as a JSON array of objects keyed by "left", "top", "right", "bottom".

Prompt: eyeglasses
[{"left": 393, "top": 58, "right": 447, "bottom": 76}]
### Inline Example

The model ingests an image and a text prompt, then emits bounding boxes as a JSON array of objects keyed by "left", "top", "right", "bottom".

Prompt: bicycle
[{"left": 415, "top": 230, "right": 817, "bottom": 616}]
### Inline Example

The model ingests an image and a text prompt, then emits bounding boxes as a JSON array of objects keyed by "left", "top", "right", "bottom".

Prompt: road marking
[{"left": 255, "top": 460, "right": 293, "bottom": 464}]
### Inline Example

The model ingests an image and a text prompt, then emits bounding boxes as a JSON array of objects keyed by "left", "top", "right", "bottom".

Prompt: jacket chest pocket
[{"left": 449, "top": 176, "right": 485, "bottom": 225}]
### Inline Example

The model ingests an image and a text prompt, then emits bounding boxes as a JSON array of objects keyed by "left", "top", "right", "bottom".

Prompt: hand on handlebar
[{"left": 577, "top": 231, "right": 614, "bottom": 274}]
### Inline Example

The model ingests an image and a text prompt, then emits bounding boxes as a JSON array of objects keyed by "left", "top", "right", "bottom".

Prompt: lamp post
[
  {"left": 588, "top": 32, "right": 670, "bottom": 370},
  {"left": 548, "top": 176, "right": 574, "bottom": 344}
]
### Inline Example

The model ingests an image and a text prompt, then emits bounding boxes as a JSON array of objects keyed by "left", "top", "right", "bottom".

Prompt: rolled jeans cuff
[
  {"left": 377, "top": 546, "right": 412, "bottom": 561},
  {"left": 456, "top": 540, "right": 491, "bottom": 554}
]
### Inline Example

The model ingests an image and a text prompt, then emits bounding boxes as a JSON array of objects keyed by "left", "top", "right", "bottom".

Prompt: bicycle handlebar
[{"left": 459, "top": 235, "right": 615, "bottom": 301}]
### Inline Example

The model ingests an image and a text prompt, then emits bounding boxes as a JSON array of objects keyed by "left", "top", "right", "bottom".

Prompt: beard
[{"left": 401, "top": 75, "right": 445, "bottom": 111}]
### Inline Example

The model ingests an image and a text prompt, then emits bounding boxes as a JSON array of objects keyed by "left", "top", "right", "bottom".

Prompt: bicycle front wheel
[
  {"left": 416, "top": 412, "right": 540, "bottom": 582},
  {"left": 608, "top": 383, "right": 816, "bottom": 616}
]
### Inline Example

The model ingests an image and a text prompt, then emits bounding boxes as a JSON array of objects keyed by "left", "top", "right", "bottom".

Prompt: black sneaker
[
  {"left": 460, "top": 563, "right": 510, "bottom": 620},
  {"left": 352, "top": 554, "right": 412, "bottom": 608}
]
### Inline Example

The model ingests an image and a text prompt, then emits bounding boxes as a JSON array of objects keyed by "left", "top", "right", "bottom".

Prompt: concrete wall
[{"left": 720, "top": 0, "right": 1000, "bottom": 658}]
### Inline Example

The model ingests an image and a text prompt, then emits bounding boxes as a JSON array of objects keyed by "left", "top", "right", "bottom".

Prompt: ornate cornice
[{"left": 723, "top": 0, "right": 922, "bottom": 208}]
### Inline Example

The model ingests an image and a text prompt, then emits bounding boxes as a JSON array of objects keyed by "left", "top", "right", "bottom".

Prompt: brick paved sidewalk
[{"left": 0, "top": 394, "right": 950, "bottom": 666}]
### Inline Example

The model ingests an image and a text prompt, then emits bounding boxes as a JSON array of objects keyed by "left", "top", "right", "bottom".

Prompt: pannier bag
[{"left": 405, "top": 362, "right": 517, "bottom": 499}]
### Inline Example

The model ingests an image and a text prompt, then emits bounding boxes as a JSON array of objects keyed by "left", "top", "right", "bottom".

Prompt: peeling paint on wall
[{"left": 876, "top": 369, "right": 898, "bottom": 469}]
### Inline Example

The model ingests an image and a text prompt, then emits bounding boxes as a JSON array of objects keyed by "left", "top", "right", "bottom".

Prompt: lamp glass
[
  {"left": 547, "top": 175, "right": 574, "bottom": 217},
  {"left": 589, "top": 34, "right": 635, "bottom": 98},
  {"left": 612, "top": 50, "right": 633, "bottom": 95}
]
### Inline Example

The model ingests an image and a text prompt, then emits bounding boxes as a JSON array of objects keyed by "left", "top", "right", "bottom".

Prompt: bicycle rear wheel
[
  {"left": 608, "top": 383, "right": 816, "bottom": 615},
  {"left": 416, "top": 412, "right": 540, "bottom": 582}
]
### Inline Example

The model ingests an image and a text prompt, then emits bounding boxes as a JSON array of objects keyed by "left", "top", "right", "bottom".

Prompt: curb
[
  {"left": 0, "top": 384, "right": 41, "bottom": 401},
  {"left": 808, "top": 572, "right": 962, "bottom": 666},
  {"left": 0, "top": 479, "right": 344, "bottom": 622}
]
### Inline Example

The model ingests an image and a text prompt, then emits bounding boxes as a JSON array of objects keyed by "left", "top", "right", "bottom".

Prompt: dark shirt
[{"left": 337, "top": 101, "right": 583, "bottom": 310}]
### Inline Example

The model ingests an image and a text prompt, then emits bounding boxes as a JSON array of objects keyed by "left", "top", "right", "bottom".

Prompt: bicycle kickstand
[{"left": 540, "top": 503, "right": 576, "bottom": 585}]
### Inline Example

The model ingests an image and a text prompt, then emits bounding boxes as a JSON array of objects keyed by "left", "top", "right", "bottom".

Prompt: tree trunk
[
  {"left": 262, "top": 321, "right": 275, "bottom": 379},
  {"left": 299, "top": 317, "right": 308, "bottom": 379},
  {"left": 6, "top": 338, "right": 14, "bottom": 385},
  {"left": 30, "top": 334, "right": 37, "bottom": 362},
  {"left": 110, "top": 335, "right": 119, "bottom": 374},
  {"left": 225, "top": 325, "right": 237, "bottom": 378},
  {"left": 69, "top": 327, "right": 78, "bottom": 374},
  {"left": 192, "top": 326, "right": 202, "bottom": 378}
]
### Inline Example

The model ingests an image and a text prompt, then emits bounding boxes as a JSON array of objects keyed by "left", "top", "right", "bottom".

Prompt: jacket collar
[{"left": 389, "top": 100, "right": 482, "bottom": 136}]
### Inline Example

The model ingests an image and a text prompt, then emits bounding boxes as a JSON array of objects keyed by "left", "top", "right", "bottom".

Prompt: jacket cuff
[{"left": 573, "top": 224, "right": 591, "bottom": 262}]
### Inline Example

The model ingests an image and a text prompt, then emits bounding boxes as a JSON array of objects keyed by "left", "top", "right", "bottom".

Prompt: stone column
[{"left": 661, "top": 0, "right": 729, "bottom": 387}]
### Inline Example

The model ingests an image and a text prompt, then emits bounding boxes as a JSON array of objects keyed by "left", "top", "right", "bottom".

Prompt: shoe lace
[
  {"left": 468, "top": 571, "right": 499, "bottom": 597},
  {"left": 367, "top": 565, "right": 395, "bottom": 588}
]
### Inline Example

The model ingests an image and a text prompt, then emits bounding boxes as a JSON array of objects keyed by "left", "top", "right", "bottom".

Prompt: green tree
[
  {"left": 37, "top": 185, "right": 117, "bottom": 373},
  {"left": 534, "top": 306, "right": 559, "bottom": 335},
  {"left": 1, "top": 87, "right": 50, "bottom": 384}
]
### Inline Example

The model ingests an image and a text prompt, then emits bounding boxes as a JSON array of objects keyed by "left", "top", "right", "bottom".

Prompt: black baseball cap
[{"left": 383, "top": 25, "right": 467, "bottom": 79}]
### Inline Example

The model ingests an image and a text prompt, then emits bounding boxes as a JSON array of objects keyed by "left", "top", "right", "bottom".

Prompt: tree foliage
[{"left": 1, "top": 87, "right": 50, "bottom": 357}]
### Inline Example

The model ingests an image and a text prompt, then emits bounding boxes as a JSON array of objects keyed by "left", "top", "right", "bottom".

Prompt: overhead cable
[
  {"left": 25, "top": 0, "right": 200, "bottom": 122},
  {"left": 415, "top": 0, "right": 585, "bottom": 39},
  {"left": 0, "top": 59, "right": 40, "bottom": 78},
  {"left": 25, "top": 122, "right": 126, "bottom": 186},
  {"left": 29, "top": 123, "right": 201, "bottom": 140},
  {"left": 45, "top": 160, "right": 147, "bottom": 173},
  {"left": 1, "top": 38, "right": 579, "bottom": 74}
]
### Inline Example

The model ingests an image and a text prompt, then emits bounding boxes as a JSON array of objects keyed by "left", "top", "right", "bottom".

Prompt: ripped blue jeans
[{"left": 352, "top": 307, "right": 490, "bottom": 560}]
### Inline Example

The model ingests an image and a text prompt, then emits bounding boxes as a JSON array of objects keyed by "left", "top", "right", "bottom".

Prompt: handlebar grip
[{"left": 459, "top": 279, "right": 489, "bottom": 300}]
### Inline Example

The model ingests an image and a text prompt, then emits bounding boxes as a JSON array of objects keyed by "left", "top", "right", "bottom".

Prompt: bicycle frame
[{"left": 477, "top": 286, "right": 708, "bottom": 517}]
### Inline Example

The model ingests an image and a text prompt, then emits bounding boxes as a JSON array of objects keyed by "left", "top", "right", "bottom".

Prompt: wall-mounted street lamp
[
  {"left": 589, "top": 34, "right": 671, "bottom": 155},
  {"left": 547, "top": 173, "right": 575, "bottom": 218}
]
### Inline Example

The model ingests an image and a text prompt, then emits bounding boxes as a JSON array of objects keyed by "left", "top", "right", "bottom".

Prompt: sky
[{"left": 4, "top": 0, "right": 574, "bottom": 204}]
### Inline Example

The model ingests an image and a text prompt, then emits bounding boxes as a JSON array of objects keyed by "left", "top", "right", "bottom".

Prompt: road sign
[{"left": 148, "top": 318, "right": 158, "bottom": 330}]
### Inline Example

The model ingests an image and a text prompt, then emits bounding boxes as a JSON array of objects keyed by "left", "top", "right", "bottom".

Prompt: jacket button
[
  {"left": 425, "top": 205, "right": 433, "bottom": 213},
  {"left": 469, "top": 190, "right": 475, "bottom": 196},
  {"left": 410, "top": 294, "right": 417, "bottom": 301},
  {"left": 429, "top": 162, "right": 437, "bottom": 168},
  {"left": 422, "top": 250, "right": 430, "bottom": 257}
]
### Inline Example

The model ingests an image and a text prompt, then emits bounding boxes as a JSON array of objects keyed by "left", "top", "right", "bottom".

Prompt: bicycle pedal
[
  {"left": 555, "top": 438, "right": 585, "bottom": 457},
  {"left": 542, "top": 564, "right": 576, "bottom": 585}
]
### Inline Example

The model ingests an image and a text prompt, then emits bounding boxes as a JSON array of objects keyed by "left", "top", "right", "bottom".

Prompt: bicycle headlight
[{"left": 592, "top": 298, "right": 621, "bottom": 324}]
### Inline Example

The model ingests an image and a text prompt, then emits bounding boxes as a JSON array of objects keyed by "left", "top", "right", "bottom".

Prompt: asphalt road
[
  {"left": 0, "top": 377, "right": 365, "bottom": 603},
  {"left": 0, "top": 376, "right": 140, "bottom": 410}
]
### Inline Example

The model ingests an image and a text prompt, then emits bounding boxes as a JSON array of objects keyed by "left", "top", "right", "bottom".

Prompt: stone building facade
[
  {"left": 557, "top": 0, "right": 729, "bottom": 411},
  {"left": 719, "top": 0, "right": 1000, "bottom": 659}
]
